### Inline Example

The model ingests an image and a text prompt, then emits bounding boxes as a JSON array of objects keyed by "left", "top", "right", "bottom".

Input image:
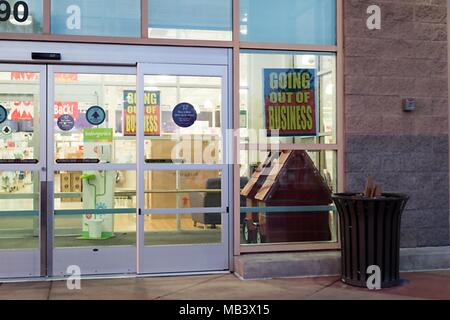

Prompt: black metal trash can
[{"left": 332, "top": 193, "right": 409, "bottom": 288}]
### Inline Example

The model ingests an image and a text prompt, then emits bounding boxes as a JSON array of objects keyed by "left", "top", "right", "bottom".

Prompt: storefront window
[
  {"left": 0, "top": 0, "right": 43, "bottom": 33},
  {"left": 239, "top": 149, "right": 338, "bottom": 245},
  {"left": 51, "top": 0, "right": 141, "bottom": 37},
  {"left": 240, "top": 0, "right": 336, "bottom": 45},
  {"left": 239, "top": 50, "right": 338, "bottom": 246},
  {"left": 240, "top": 51, "right": 337, "bottom": 145},
  {"left": 148, "top": 0, "right": 232, "bottom": 41}
]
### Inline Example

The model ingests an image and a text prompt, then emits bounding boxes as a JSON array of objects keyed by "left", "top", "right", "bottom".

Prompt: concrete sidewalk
[{"left": 1, "top": 270, "right": 450, "bottom": 300}]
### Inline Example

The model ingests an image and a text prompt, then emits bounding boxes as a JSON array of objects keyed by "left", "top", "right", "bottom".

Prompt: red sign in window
[
  {"left": 11, "top": 101, "right": 33, "bottom": 120},
  {"left": 54, "top": 73, "right": 78, "bottom": 81},
  {"left": 11, "top": 72, "right": 78, "bottom": 81},
  {"left": 11, "top": 72, "right": 38, "bottom": 81},
  {"left": 54, "top": 102, "right": 79, "bottom": 119}
]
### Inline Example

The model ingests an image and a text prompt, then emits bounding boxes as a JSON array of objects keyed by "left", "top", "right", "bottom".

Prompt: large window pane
[
  {"left": 148, "top": 0, "right": 232, "bottom": 41},
  {"left": 51, "top": 0, "right": 140, "bottom": 37},
  {"left": 240, "top": 50, "right": 337, "bottom": 145},
  {"left": 0, "top": 0, "right": 43, "bottom": 33},
  {"left": 240, "top": 0, "right": 336, "bottom": 45}
]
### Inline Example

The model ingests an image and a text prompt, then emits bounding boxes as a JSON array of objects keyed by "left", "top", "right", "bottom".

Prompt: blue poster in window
[
  {"left": 172, "top": 103, "right": 197, "bottom": 128},
  {"left": 264, "top": 68, "right": 318, "bottom": 137},
  {"left": 57, "top": 114, "right": 75, "bottom": 131},
  {"left": 86, "top": 106, "right": 106, "bottom": 126}
]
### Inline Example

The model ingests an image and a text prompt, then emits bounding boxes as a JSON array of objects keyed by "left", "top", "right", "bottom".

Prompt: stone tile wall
[{"left": 344, "top": 0, "right": 449, "bottom": 246}]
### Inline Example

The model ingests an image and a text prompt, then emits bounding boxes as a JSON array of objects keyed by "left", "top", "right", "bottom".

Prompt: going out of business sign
[
  {"left": 264, "top": 68, "right": 318, "bottom": 137},
  {"left": 123, "top": 90, "right": 161, "bottom": 136}
]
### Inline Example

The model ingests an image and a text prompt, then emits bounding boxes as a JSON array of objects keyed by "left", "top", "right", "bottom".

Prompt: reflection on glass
[
  {"left": 239, "top": 150, "right": 337, "bottom": 245},
  {"left": 240, "top": 0, "right": 336, "bottom": 45},
  {"left": 53, "top": 73, "right": 136, "bottom": 164},
  {"left": 54, "top": 170, "right": 136, "bottom": 248},
  {"left": 144, "top": 214, "right": 222, "bottom": 246},
  {"left": 0, "top": 171, "right": 39, "bottom": 249},
  {"left": 143, "top": 75, "right": 222, "bottom": 164},
  {"left": 148, "top": 0, "right": 232, "bottom": 41}
]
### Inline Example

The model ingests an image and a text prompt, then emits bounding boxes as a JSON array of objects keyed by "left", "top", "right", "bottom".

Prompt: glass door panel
[
  {"left": 137, "top": 63, "right": 229, "bottom": 274},
  {"left": 143, "top": 75, "right": 223, "bottom": 165},
  {"left": 0, "top": 64, "right": 46, "bottom": 278},
  {"left": 49, "top": 65, "right": 137, "bottom": 276}
]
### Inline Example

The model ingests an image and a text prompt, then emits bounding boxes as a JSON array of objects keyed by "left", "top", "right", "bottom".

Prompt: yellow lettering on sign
[
  {"left": 306, "top": 106, "right": 313, "bottom": 130},
  {"left": 267, "top": 105, "right": 314, "bottom": 131},
  {"left": 269, "top": 70, "right": 312, "bottom": 90}
]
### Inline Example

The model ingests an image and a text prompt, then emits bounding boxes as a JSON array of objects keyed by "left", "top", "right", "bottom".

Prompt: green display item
[
  {"left": 81, "top": 171, "right": 112, "bottom": 240},
  {"left": 80, "top": 173, "right": 96, "bottom": 180},
  {"left": 81, "top": 172, "right": 107, "bottom": 210},
  {"left": 83, "top": 128, "right": 113, "bottom": 142},
  {"left": 81, "top": 133, "right": 115, "bottom": 241}
]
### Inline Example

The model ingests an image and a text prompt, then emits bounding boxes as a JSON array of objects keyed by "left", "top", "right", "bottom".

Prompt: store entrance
[{"left": 0, "top": 63, "right": 230, "bottom": 278}]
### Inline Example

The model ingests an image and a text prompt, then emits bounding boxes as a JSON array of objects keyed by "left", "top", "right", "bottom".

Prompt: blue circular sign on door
[
  {"left": 57, "top": 114, "right": 75, "bottom": 131},
  {"left": 86, "top": 106, "right": 106, "bottom": 126},
  {"left": 172, "top": 103, "right": 197, "bottom": 128},
  {"left": 0, "top": 105, "right": 7, "bottom": 124}
]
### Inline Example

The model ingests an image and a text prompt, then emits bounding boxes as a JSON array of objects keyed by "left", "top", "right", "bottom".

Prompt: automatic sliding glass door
[
  {"left": 0, "top": 61, "right": 230, "bottom": 279},
  {"left": 136, "top": 63, "right": 230, "bottom": 274}
]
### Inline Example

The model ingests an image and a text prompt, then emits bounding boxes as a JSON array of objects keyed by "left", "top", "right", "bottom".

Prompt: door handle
[
  {"left": 0, "top": 159, "right": 38, "bottom": 164},
  {"left": 145, "top": 159, "right": 184, "bottom": 164},
  {"left": 56, "top": 158, "right": 100, "bottom": 164}
]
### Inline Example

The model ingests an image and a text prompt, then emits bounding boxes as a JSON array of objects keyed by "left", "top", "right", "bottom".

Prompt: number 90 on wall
[{"left": 0, "top": 1, "right": 29, "bottom": 23}]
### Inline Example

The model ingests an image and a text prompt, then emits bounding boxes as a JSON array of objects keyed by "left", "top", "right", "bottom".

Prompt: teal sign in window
[
  {"left": 149, "top": 0, "right": 232, "bottom": 32},
  {"left": 51, "top": 0, "right": 140, "bottom": 37},
  {"left": 240, "top": 0, "right": 336, "bottom": 45},
  {"left": 0, "top": 0, "right": 43, "bottom": 33}
]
